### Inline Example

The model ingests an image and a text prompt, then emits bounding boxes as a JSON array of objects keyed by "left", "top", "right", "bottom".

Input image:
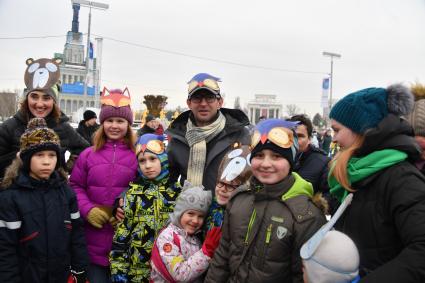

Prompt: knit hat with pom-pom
[
  {"left": 330, "top": 84, "right": 414, "bottom": 134},
  {"left": 20, "top": 118, "right": 61, "bottom": 171},
  {"left": 405, "top": 83, "right": 425, "bottom": 137}
]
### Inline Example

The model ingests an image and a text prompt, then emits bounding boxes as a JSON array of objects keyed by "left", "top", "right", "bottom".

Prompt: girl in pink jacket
[{"left": 70, "top": 88, "right": 138, "bottom": 283}]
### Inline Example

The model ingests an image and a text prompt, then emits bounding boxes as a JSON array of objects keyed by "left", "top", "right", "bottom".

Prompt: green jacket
[{"left": 205, "top": 172, "right": 326, "bottom": 283}]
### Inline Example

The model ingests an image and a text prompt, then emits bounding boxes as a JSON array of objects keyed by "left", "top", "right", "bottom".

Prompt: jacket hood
[
  {"left": 355, "top": 114, "right": 421, "bottom": 160},
  {"left": 1, "top": 157, "right": 67, "bottom": 189},
  {"left": 166, "top": 108, "right": 250, "bottom": 138}
]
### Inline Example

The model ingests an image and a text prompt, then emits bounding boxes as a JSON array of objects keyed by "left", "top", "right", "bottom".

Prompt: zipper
[
  {"left": 265, "top": 223, "right": 272, "bottom": 244},
  {"left": 112, "top": 143, "right": 117, "bottom": 165},
  {"left": 244, "top": 208, "right": 257, "bottom": 245}
]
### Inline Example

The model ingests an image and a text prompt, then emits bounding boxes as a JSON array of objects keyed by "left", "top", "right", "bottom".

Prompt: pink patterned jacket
[{"left": 150, "top": 223, "right": 210, "bottom": 282}]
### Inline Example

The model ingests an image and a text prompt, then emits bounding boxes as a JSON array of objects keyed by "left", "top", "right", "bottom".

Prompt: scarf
[
  {"left": 185, "top": 112, "right": 226, "bottom": 186},
  {"left": 328, "top": 149, "right": 407, "bottom": 202}
]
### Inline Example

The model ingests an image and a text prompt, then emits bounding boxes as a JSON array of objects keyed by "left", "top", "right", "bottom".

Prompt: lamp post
[
  {"left": 71, "top": 0, "right": 109, "bottom": 111},
  {"left": 322, "top": 51, "right": 341, "bottom": 110}
]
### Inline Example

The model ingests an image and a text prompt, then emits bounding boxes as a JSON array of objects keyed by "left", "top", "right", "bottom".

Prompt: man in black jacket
[
  {"left": 77, "top": 110, "right": 99, "bottom": 145},
  {"left": 136, "top": 114, "right": 158, "bottom": 137},
  {"left": 166, "top": 73, "right": 250, "bottom": 192},
  {"left": 289, "top": 114, "right": 337, "bottom": 213}
]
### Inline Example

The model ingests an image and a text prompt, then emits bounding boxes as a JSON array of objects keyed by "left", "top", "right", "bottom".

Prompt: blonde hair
[
  {"left": 330, "top": 135, "right": 365, "bottom": 192},
  {"left": 92, "top": 124, "right": 136, "bottom": 152}
]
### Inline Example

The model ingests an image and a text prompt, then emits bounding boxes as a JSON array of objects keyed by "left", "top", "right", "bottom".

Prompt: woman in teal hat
[{"left": 328, "top": 84, "right": 425, "bottom": 282}]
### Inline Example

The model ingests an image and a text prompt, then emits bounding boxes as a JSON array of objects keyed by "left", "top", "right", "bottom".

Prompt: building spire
[{"left": 72, "top": 4, "right": 80, "bottom": 33}]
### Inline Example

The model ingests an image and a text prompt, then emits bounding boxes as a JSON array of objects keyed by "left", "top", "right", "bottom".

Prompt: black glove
[{"left": 68, "top": 270, "right": 87, "bottom": 283}]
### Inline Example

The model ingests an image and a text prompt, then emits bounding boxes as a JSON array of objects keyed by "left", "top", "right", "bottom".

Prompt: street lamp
[
  {"left": 71, "top": 0, "right": 109, "bottom": 111},
  {"left": 322, "top": 51, "right": 341, "bottom": 110}
]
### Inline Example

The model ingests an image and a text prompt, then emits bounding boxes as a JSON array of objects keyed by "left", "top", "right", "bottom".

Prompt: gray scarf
[{"left": 185, "top": 112, "right": 226, "bottom": 186}]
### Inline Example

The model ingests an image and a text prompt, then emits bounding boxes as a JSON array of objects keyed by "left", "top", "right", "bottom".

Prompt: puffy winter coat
[
  {"left": 166, "top": 108, "right": 250, "bottom": 192},
  {"left": 0, "top": 165, "right": 89, "bottom": 283},
  {"left": 70, "top": 141, "right": 138, "bottom": 266},
  {"left": 150, "top": 223, "right": 210, "bottom": 283},
  {"left": 205, "top": 173, "right": 326, "bottom": 283},
  {"left": 0, "top": 111, "right": 89, "bottom": 178},
  {"left": 334, "top": 115, "right": 425, "bottom": 282}
]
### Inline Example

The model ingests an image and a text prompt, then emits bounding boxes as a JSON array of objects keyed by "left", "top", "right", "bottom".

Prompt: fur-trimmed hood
[{"left": 1, "top": 157, "right": 67, "bottom": 189}]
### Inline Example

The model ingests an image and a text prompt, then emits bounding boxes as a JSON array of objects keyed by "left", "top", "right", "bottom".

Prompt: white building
[
  {"left": 246, "top": 94, "right": 283, "bottom": 124},
  {"left": 55, "top": 3, "right": 101, "bottom": 120}
]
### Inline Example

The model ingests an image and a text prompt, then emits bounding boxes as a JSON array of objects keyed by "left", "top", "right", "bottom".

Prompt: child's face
[
  {"left": 180, "top": 209, "right": 205, "bottom": 235},
  {"left": 138, "top": 152, "right": 161, "bottom": 179},
  {"left": 251, "top": 149, "right": 290, "bottom": 185},
  {"left": 103, "top": 117, "right": 129, "bottom": 141},
  {"left": 215, "top": 180, "right": 240, "bottom": 206},
  {"left": 29, "top": 150, "right": 57, "bottom": 180}
]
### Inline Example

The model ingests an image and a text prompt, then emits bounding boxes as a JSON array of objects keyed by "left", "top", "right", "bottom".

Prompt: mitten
[
  {"left": 87, "top": 207, "right": 110, "bottom": 229},
  {"left": 202, "top": 227, "right": 222, "bottom": 258},
  {"left": 67, "top": 270, "right": 88, "bottom": 283}
]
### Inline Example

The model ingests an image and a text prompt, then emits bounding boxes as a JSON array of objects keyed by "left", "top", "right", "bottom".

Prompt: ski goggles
[
  {"left": 251, "top": 127, "right": 295, "bottom": 149},
  {"left": 188, "top": 78, "right": 220, "bottom": 98},
  {"left": 136, "top": 139, "right": 165, "bottom": 156}
]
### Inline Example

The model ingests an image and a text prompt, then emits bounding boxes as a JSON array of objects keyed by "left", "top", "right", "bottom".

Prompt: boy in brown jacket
[{"left": 205, "top": 119, "right": 326, "bottom": 283}]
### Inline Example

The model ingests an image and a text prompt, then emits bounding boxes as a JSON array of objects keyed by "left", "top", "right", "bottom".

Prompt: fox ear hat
[{"left": 99, "top": 87, "right": 133, "bottom": 124}]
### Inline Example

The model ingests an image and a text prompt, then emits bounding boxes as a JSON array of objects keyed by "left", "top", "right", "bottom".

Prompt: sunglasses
[
  {"left": 189, "top": 94, "right": 219, "bottom": 104},
  {"left": 136, "top": 139, "right": 165, "bottom": 156},
  {"left": 188, "top": 78, "right": 220, "bottom": 95}
]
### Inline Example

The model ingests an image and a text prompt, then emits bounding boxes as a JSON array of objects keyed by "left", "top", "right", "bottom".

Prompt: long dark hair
[{"left": 19, "top": 95, "right": 61, "bottom": 124}]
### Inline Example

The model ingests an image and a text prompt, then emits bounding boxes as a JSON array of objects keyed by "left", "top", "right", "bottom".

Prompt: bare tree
[
  {"left": 285, "top": 104, "right": 301, "bottom": 117},
  {"left": 0, "top": 91, "right": 18, "bottom": 121}
]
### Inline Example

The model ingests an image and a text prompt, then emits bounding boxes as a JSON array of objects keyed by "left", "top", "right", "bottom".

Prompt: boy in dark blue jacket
[{"left": 0, "top": 118, "right": 89, "bottom": 283}]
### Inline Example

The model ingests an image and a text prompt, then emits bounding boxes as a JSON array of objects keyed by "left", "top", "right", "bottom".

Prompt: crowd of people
[{"left": 1, "top": 58, "right": 425, "bottom": 283}]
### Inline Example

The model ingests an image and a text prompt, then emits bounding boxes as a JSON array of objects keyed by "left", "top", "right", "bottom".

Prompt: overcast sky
[{"left": 1, "top": 0, "right": 425, "bottom": 117}]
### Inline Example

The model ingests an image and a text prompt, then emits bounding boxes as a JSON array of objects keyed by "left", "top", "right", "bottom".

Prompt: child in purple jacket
[{"left": 70, "top": 88, "right": 138, "bottom": 283}]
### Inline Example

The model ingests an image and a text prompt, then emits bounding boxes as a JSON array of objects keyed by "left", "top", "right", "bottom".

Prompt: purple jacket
[{"left": 70, "top": 140, "right": 138, "bottom": 266}]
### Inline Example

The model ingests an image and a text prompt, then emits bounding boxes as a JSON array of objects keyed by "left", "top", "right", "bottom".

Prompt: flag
[
  {"left": 89, "top": 41, "right": 94, "bottom": 59},
  {"left": 321, "top": 77, "right": 330, "bottom": 108}
]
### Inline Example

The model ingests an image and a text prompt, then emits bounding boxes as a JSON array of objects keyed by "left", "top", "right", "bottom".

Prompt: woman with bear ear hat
[{"left": 0, "top": 57, "right": 89, "bottom": 179}]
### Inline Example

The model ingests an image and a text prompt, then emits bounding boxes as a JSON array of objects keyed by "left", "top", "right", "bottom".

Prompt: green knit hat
[{"left": 330, "top": 84, "right": 414, "bottom": 134}]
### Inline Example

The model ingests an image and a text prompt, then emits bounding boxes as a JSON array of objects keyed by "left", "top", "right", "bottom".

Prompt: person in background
[
  {"left": 320, "top": 129, "right": 332, "bottom": 155},
  {"left": 137, "top": 114, "right": 157, "bottom": 137},
  {"left": 0, "top": 57, "right": 89, "bottom": 179},
  {"left": 0, "top": 118, "right": 89, "bottom": 282},
  {"left": 149, "top": 182, "right": 220, "bottom": 283},
  {"left": 154, "top": 118, "right": 165, "bottom": 136},
  {"left": 77, "top": 110, "right": 100, "bottom": 145},
  {"left": 328, "top": 84, "right": 425, "bottom": 281},
  {"left": 205, "top": 119, "right": 326, "bottom": 283},
  {"left": 70, "top": 87, "right": 138, "bottom": 283},
  {"left": 166, "top": 73, "right": 250, "bottom": 192},
  {"left": 405, "top": 82, "right": 425, "bottom": 174},
  {"left": 109, "top": 134, "right": 181, "bottom": 282}
]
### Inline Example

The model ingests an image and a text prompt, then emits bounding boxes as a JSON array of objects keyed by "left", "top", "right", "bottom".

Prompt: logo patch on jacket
[{"left": 276, "top": 226, "right": 288, "bottom": 239}]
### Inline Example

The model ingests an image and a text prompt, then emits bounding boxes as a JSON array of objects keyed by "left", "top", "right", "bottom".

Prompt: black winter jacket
[
  {"left": 335, "top": 115, "right": 425, "bottom": 282},
  {"left": 136, "top": 124, "right": 155, "bottom": 137},
  {"left": 0, "top": 168, "right": 89, "bottom": 283},
  {"left": 166, "top": 108, "right": 250, "bottom": 192},
  {"left": 77, "top": 120, "right": 99, "bottom": 145},
  {"left": 0, "top": 111, "right": 89, "bottom": 178}
]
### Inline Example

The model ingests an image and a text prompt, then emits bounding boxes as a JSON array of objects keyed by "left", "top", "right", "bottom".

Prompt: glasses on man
[
  {"left": 216, "top": 181, "right": 240, "bottom": 192},
  {"left": 189, "top": 94, "right": 219, "bottom": 104}
]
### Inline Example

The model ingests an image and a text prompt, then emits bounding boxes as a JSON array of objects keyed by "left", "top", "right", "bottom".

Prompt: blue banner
[{"left": 62, "top": 82, "right": 95, "bottom": 96}]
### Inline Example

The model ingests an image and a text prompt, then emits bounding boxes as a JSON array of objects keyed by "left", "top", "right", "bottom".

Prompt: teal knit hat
[{"left": 330, "top": 84, "right": 414, "bottom": 134}]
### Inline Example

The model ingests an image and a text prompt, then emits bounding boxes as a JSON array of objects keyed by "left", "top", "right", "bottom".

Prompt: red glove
[
  {"left": 67, "top": 270, "right": 89, "bottom": 283},
  {"left": 202, "top": 227, "right": 222, "bottom": 258}
]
